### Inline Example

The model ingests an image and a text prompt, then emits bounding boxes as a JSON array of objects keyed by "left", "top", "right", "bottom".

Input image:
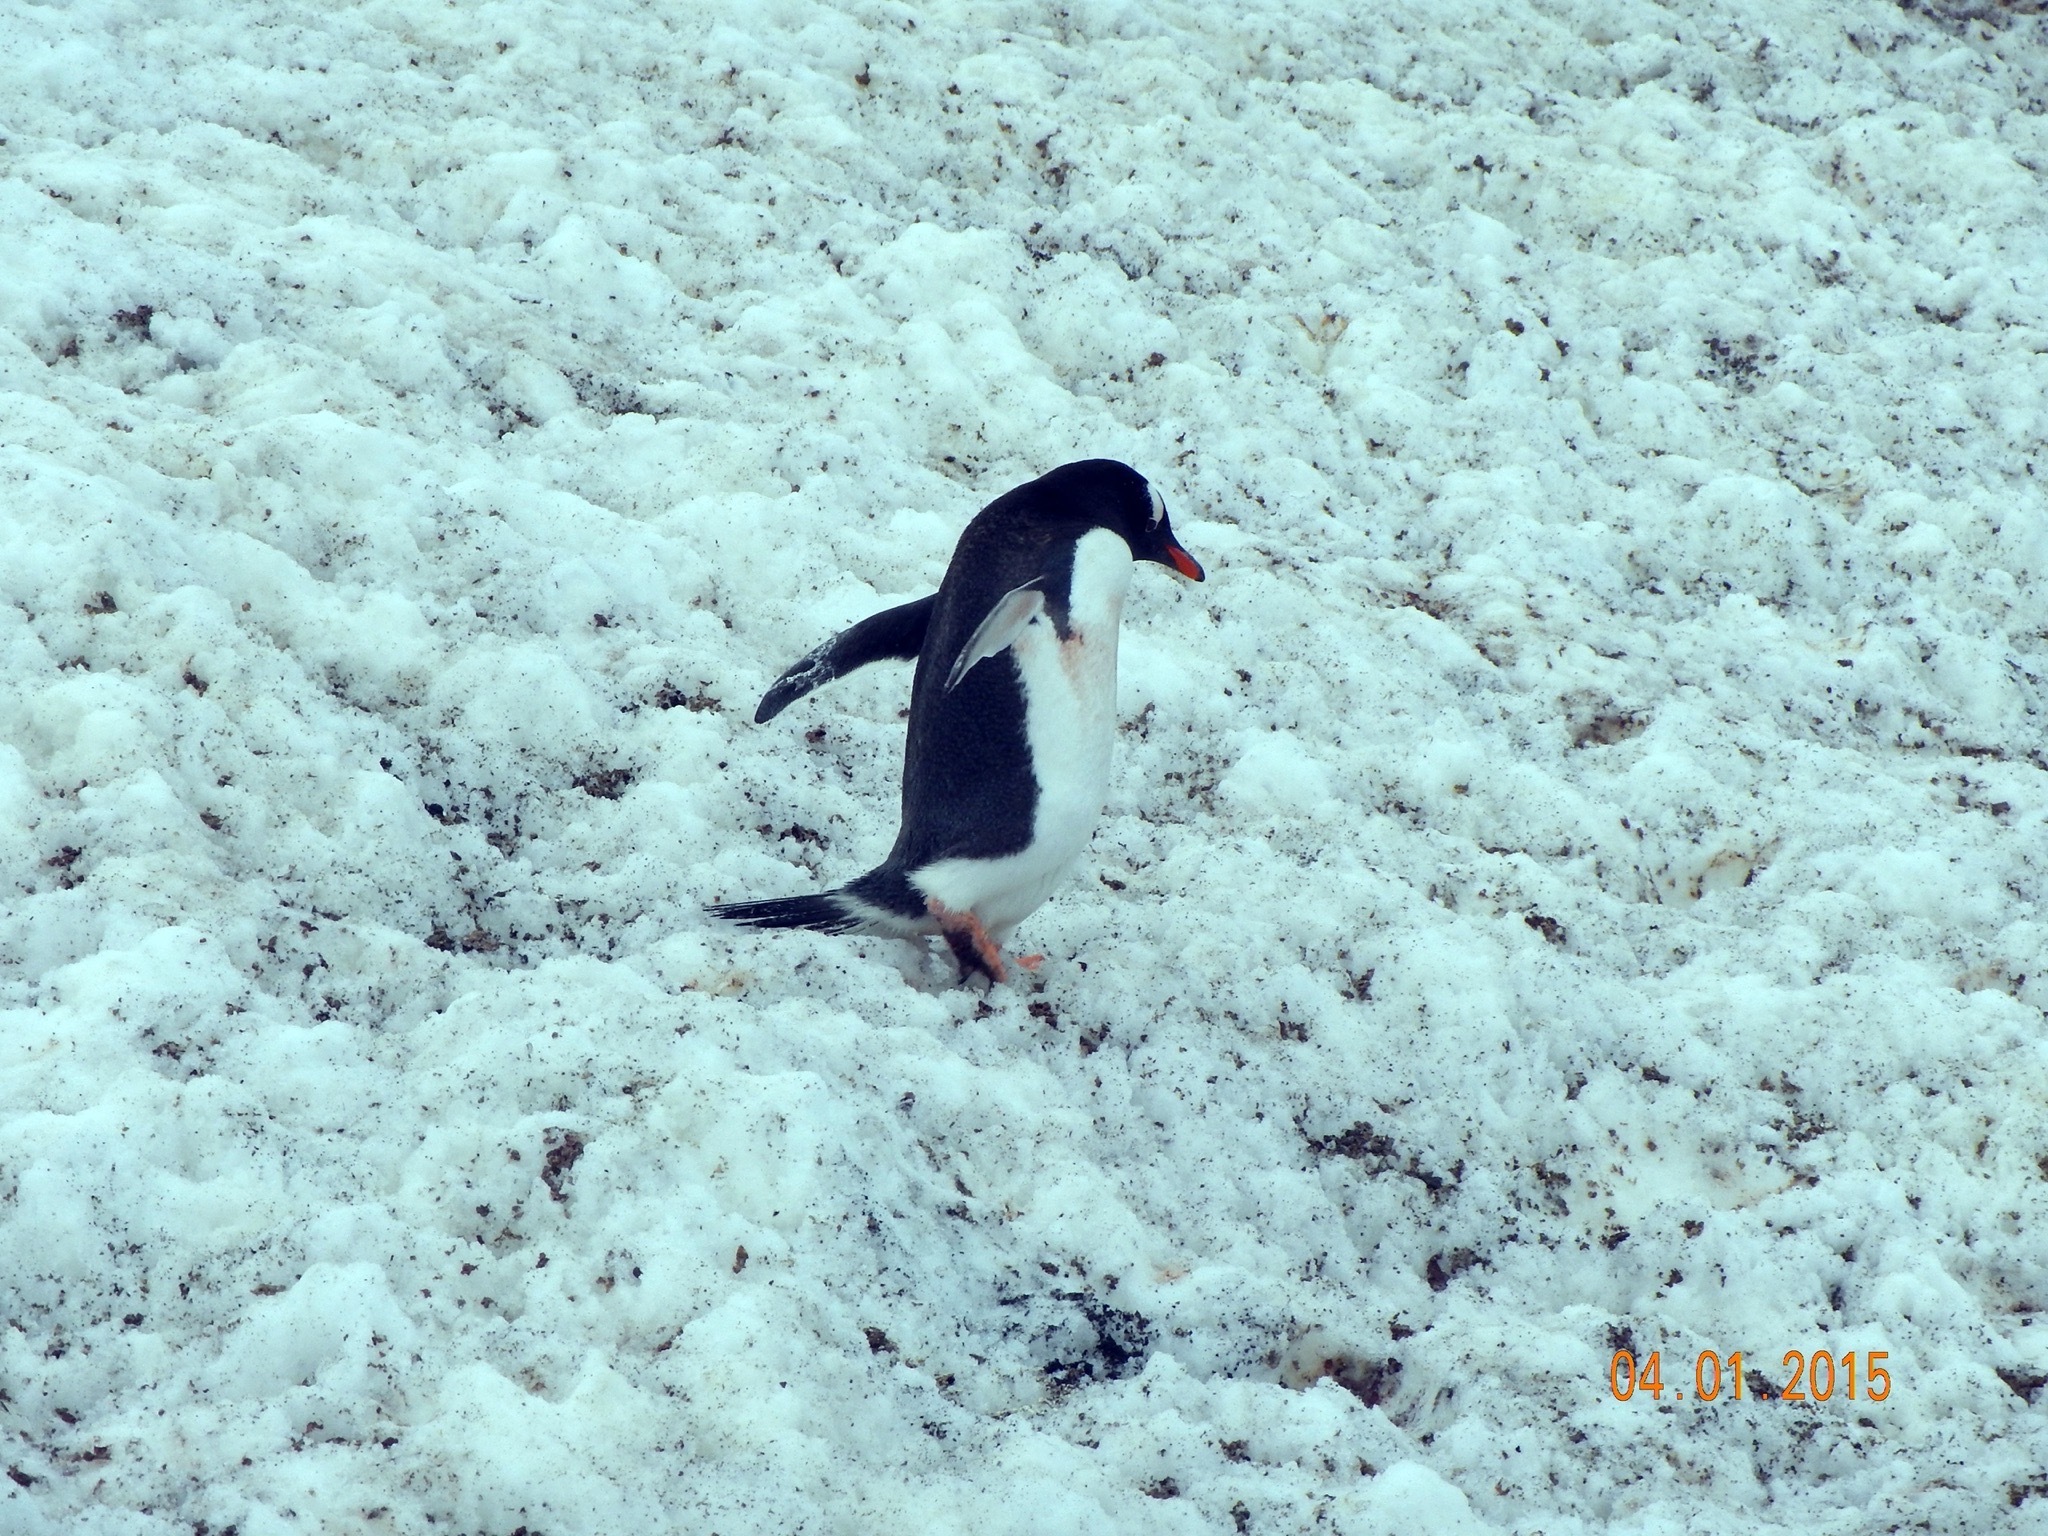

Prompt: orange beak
[{"left": 1165, "top": 542, "right": 1205, "bottom": 581}]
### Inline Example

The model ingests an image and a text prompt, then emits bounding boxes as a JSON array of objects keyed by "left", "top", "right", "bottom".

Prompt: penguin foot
[
  {"left": 1015, "top": 953, "right": 1044, "bottom": 971},
  {"left": 927, "top": 900, "right": 1008, "bottom": 985}
]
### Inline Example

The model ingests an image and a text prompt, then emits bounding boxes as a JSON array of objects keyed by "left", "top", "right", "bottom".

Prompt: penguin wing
[
  {"left": 755, "top": 593, "right": 938, "bottom": 724},
  {"left": 944, "top": 581, "right": 1047, "bottom": 692}
]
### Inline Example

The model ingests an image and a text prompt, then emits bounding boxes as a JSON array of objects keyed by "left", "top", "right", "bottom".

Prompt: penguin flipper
[
  {"left": 755, "top": 593, "right": 938, "bottom": 724},
  {"left": 944, "top": 582, "right": 1046, "bottom": 692}
]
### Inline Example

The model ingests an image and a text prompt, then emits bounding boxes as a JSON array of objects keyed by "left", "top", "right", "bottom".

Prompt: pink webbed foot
[{"left": 925, "top": 899, "right": 1012, "bottom": 985}]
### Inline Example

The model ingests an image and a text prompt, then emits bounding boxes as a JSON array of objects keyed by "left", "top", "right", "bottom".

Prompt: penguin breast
[
  {"left": 993, "top": 529, "right": 1135, "bottom": 903},
  {"left": 1027, "top": 525, "right": 1134, "bottom": 810}
]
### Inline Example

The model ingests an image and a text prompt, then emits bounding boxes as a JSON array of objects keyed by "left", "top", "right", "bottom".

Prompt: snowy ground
[{"left": 4, "top": 0, "right": 2047, "bottom": 1530}]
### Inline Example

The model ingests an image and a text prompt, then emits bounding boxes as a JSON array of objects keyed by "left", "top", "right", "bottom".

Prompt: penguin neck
[{"left": 1063, "top": 527, "right": 1134, "bottom": 644}]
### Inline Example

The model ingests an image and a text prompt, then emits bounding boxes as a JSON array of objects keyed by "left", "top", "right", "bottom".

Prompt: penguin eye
[{"left": 1147, "top": 487, "right": 1165, "bottom": 529}]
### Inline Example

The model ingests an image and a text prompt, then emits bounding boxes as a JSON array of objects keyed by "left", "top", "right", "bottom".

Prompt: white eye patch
[{"left": 1147, "top": 486, "right": 1166, "bottom": 529}]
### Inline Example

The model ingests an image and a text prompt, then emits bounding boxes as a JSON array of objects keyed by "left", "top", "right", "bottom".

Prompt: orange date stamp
[{"left": 1609, "top": 1349, "right": 1893, "bottom": 1403}]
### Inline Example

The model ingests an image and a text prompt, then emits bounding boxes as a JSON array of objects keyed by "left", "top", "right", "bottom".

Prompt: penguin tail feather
[{"left": 707, "top": 892, "right": 866, "bottom": 935}]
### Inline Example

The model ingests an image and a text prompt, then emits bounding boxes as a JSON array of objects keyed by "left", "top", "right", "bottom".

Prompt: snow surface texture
[{"left": 3, "top": 0, "right": 2046, "bottom": 1530}]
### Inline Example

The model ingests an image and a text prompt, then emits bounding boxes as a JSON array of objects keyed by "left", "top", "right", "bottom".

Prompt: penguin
[{"left": 709, "top": 459, "right": 1204, "bottom": 983}]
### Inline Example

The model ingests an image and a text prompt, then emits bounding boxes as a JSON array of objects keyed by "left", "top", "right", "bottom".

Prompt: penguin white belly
[{"left": 914, "top": 529, "right": 1133, "bottom": 937}]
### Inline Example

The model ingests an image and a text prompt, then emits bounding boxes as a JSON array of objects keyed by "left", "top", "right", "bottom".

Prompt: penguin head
[
  {"left": 1036, "top": 459, "right": 1205, "bottom": 582},
  {"left": 1130, "top": 479, "right": 1206, "bottom": 582}
]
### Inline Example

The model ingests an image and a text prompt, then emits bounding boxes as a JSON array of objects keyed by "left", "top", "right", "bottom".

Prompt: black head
[{"left": 1018, "top": 459, "right": 1205, "bottom": 581}]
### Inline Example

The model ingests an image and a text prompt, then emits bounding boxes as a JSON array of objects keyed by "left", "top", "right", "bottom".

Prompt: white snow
[{"left": 3, "top": 0, "right": 2046, "bottom": 1531}]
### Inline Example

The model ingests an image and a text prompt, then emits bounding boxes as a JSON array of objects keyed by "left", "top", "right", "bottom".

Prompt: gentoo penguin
[{"left": 709, "top": 459, "right": 1204, "bottom": 983}]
